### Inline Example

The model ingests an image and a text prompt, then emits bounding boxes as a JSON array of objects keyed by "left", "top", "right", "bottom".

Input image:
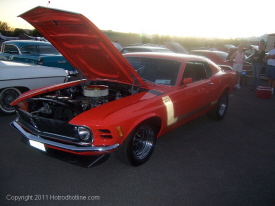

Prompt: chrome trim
[
  {"left": 10, "top": 121, "right": 119, "bottom": 153},
  {"left": 15, "top": 113, "right": 88, "bottom": 145}
]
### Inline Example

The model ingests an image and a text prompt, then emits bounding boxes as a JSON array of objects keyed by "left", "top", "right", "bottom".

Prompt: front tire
[
  {"left": 115, "top": 123, "right": 157, "bottom": 166},
  {"left": 207, "top": 92, "right": 228, "bottom": 120},
  {"left": 0, "top": 88, "right": 21, "bottom": 114}
]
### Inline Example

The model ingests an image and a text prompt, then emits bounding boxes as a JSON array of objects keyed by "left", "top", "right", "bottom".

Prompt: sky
[{"left": 1, "top": 0, "right": 274, "bottom": 39}]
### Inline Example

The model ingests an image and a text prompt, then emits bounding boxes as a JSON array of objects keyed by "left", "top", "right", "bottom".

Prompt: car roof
[
  {"left": 124, "top": 46, "right": 168, "bottom": 49},
  {"left": 190, "top": 49, "right": 227, "bottom": 53},
  {"left": 123, "top": 52, "right": 213, "bottom": 63},
  {"left": 123, "top": 52, "right": 222, "bottom": 72},
  {"left": 190, "top": 50, "right": 228, "bottom": 54},
  {"left": 121, "top": 46, "right": 173, "bottom": 54},
  {"left": 2, "top": 40, "right": 52, "bottom": 47}
]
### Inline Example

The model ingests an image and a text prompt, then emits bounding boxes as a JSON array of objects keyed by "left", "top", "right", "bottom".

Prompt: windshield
[{"left": 125, "top": 57, "right": 181, "bottom": 86}]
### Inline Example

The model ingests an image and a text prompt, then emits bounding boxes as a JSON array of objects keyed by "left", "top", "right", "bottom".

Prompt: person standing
[
  {"left": 230, "top": 44, "right": 245, "bottom": 89},
  {"left": 251, "top": 43, "right": 266, "bottom": 90},
  {"left": 264, "top": 42, "right": 275, "bottom": 94}
]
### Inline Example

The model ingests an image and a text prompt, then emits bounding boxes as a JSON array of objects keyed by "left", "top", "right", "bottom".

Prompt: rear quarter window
[{"left": 182, "top": 61, "right": 213, "bottom": 82}]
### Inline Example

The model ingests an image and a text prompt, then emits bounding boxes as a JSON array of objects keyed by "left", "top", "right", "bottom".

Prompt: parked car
[
  {"left": 164, "top": 42, "right": 188, "bottom": 54},
  {"left": 216, "top": 44, "right": 236, "bottom": 52},
  {"left": 121, "top": 45, "right": 173, "bottom": 54},
  {"left": 0, "top": 61, "right": 68, "bottom": 114},
  {"left": 189, "top": 50, "right": 252, "bottom": 75},
  {"left": 0, "top": 32, "right": 20, "bottom": 41},
  {"left": 0, "top": 40, "right": 76, "bottom": 74},
  {"left": 190, "top": 50, "right": 229, "bottom": 64},
  {"left": 10, "top": 7, "right": 236, "bottom": 167},
  {"left": 112, "top": 42, "right": 123, "bottom": 52}
]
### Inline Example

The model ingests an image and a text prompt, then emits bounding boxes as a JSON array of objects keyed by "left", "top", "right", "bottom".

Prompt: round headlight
[{"left": 77, "top": 127, "right": 91, "bottom": 141}]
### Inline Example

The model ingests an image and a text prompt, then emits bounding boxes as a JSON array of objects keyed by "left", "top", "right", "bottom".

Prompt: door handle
[{"left": 208, "top": 82, "right": 214, "bottom": 85}]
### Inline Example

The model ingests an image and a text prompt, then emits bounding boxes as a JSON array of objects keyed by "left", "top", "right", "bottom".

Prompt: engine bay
[{"left": 25, "top": 80, "right": 145, "bottom": 121}]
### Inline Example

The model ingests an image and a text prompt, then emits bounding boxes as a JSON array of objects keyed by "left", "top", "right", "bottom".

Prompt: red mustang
[
  {"left": 189, "top": 50, "right": 252, "bottom": 75},
  {"left": 11, "top": 7, "right": 236, "bottom": 167}
]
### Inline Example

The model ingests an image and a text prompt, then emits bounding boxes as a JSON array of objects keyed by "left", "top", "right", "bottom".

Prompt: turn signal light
[{"left": 116, "top": 126, "right": 123, "bottom": 137}]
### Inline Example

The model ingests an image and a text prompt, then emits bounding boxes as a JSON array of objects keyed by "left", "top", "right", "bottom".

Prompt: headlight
[{"left": 77, "top": 126, "right": 92, "bottom": 142}]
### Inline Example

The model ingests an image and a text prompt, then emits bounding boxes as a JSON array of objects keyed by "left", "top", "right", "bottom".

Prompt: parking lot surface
[{"left": 1, "top": 83, "right": 275, "bottom": 206}]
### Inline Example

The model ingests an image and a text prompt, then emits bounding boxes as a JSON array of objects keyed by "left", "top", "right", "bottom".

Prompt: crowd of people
[{"left": 229, "top": 41, "right": 275, "bottom": 94}]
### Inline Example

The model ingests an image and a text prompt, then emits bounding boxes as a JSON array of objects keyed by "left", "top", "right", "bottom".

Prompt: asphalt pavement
[{"left": 1, "top": 82, "right": 275, "bottom": 206}]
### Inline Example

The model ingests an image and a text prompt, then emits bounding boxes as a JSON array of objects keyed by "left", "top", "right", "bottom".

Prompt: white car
[{"left": 0, "top": 61, "right": 68, "bottom": 114}]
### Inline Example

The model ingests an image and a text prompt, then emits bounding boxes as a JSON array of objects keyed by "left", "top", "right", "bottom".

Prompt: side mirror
[{"left": 182, "top": 77, "right": 193, "bottom": 85}]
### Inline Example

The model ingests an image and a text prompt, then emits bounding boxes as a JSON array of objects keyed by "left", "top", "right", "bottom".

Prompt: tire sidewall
[
  {"left": 0, "top": 87, "right": 21, "bottom": 114},
  {"left": 215, "top": 92, "right": 228, "bottom": 120},
  {"left": 126, "top": 124, "right": 157, "bottom": 166},
  {"left": 208, "top": 91, "right": 228, "bottom": 121}
]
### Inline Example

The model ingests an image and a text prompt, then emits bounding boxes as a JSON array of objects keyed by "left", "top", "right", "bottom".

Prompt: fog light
[{"left": 77, "top": 126, "right": 91, "bottom": 141}]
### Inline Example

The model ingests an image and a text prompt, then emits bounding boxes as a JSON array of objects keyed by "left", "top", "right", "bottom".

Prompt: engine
[{"left": 26, "top": 81, "right": 139, "bottom": 121}]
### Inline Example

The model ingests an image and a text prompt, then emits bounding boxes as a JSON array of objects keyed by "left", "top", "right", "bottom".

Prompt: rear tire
[
  {"left": 207, "top": 92, "right": 228, "bottom": 120},
  {"left": 0, "top": 88, "right": 21, "bottom": 114},
  {"left": 115, "top": 123, "right": 157, "bottom": 166}
]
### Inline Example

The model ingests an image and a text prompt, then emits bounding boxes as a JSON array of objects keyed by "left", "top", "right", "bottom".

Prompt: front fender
[{"left": 70, "top": 91, "right": 166, "bottom": 145}]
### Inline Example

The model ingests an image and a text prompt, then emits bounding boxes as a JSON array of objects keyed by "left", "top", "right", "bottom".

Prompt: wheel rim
[
  {"left": 132, "top": 125, "right": 155, "bottom": 160},
  {"left": 0, "top": 88, "right": 21, "bottom": 113},
  {"left": 218, "top": 95, "right": 227, "bottom": 116}
]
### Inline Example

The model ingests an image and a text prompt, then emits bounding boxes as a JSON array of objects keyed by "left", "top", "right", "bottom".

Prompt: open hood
[{"left": 19, "top": 6, "right": 147, "bottom": 88}]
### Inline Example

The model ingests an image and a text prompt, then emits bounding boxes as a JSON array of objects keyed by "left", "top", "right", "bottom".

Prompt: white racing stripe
[{"left": 162, "top": 96, "right": 178, "bottom": 126}]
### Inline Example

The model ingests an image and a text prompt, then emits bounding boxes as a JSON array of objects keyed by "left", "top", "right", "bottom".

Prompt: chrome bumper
[{"left": 10, "top": 121, "right": 119, "bottom": 153}]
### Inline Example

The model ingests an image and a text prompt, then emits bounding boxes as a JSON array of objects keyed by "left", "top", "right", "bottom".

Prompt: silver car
[{"left": 0, "top": 61, "right": 68, "bottom": 114}]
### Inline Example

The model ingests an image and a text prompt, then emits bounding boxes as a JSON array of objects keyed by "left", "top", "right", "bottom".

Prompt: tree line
[
  {"left": 0, "top": 21, "right": 41, "bottom": 37},
  {"left": 142, "top": 34, "right": 242, "bottom": 51},
  {"left": 1, "top": 20, "right": 243, "bottom": 49}
]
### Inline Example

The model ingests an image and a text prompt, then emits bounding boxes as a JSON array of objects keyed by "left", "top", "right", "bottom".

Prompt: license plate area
[{"left": 29, "top": 140, "right": 46, "bottom": 152}]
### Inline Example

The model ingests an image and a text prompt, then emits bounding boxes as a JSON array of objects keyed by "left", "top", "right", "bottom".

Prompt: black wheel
[
  {"left": 0, "top": 88, "right": 21, "bottom": 114},
  {"left": 115, "top": 123, "right": 157, "bottom": 166},
  {"left": 207, "top": 92, "right": 228, "bottom": 120}
]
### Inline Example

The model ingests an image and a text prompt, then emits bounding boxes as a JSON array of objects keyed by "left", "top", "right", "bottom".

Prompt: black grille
[
  {"left": 17, "top": 109, "right": 77, "bottom": 139},
  {"left": 18, "top": 108, "right": 32, "bottom": 125}
]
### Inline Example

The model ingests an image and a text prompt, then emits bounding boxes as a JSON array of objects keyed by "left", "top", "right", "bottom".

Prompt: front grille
[
  {"left": 17, "top": 109, "right": 79, "bottom": 142},
  {"left": 31, "top": 116, "right": 76, "bottom": 137}
]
